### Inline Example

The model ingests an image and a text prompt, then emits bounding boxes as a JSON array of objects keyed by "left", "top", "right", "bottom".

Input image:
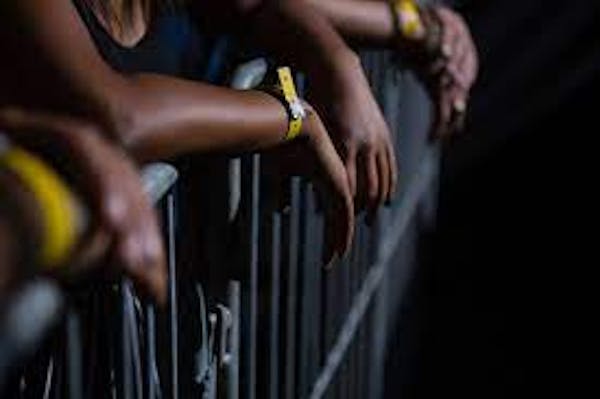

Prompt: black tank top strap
[{"left": 71, "top": 0, "right": 197, "bottom": 75}]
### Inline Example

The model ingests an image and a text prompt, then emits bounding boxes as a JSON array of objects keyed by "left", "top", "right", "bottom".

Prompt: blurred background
[{"left": 385, "top": 0, "right": 597, "bottom": 397}]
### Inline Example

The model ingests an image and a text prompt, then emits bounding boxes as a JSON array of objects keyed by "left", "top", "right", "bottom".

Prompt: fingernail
[
  {"left": 453, "top": 99, "right": 467, "bottom": 113},
  {"left": 441, "top": 43, "right": 453, "bottom": 58}
]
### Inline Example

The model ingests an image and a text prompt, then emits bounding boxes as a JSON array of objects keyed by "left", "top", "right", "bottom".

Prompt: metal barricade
[{"left": 1, "top": 28, "right": 439, "bottom": 399}]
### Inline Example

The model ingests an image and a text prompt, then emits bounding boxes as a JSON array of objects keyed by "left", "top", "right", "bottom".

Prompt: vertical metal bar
[
  {"left": 167, "top": 193, "right": 178, "bottom": 399},
  {"left": 227, "top": 281, "right": 240, "bottom": 399},
  {"left": 268, "top": 212, "right": 281, "bottom": 399},
  {"left": 122, "top": 282, "right": 143, "bottom": 399},
  {"left": 249, "top": 154, "right": 260, "bottom": 399},
  {"left": 298, "top": 181, "right": 319, "bottom": 398},
  {"left": 305, "top": 182, "right": 325, "bottom": 394},
  {"left": 145, "top": 304, "right": 157, "bottom": 399},
  {"left": 121, "top": 285, "right": 133, "bottom": 399},
  {"left": 283, "top": 177, "right": 300, "bottom": 399},
  {"left": 241, "top": 154, "right": 260, "bottom": 399},
  {"left": 66, "top": 310, "right": 82, "bottom": 399}
]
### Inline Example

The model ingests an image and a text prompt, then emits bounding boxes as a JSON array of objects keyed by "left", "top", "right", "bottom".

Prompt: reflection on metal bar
[
  {"left": 123, "top": 281, "right": 143, "bottom": 399},
  {"left": 141, "top": 163, "right": 179, "bottom": 204},
  {"left": 167, "top": 193, "right": 179, "bottom": 399},
  {"left": 145, "top": 304, "right": 157, "bottom": 399},
  {"left": 121, "top": 282, "right": 134, "bottom": 399},
  {"left": 226, "top": 281, "right": 240, "bottom": 399},
  {"left": 240, "top": 153, "right": 260, "bottom": 399},
  {"left": 0, "top": 280, "right": 63, "bottom": 391}
]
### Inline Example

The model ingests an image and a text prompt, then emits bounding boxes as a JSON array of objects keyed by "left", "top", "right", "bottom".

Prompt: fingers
[
  {"left": 456, "top": 37, "right": 479, "bottom": 89},
  {"left": 386, "top": 141, "right": 398, "bottom": 203},
  {"left": 343, "top": 143, "right": 358, "bottom": 198},
  {"left": 432, "top": 85, "right": 453, "bottom": 139},
  {"left": 97, "top": 167, "right": 167, "bottom": 305},
  {"left": 339, "top": 187, "right": 355, "bottom": 256},
  {"left": 322, "top": 163, "right": 355, "bottom": 269},
  {"left": 449, "top": 87, "right": 468, "bottom": 134},
  {"left": 0, "top": 109, "right": 167, "bottom": 305},
  {"left": 436, "top": 7, "right": 478, "bottom": 91},
  {"left": 111, "top": 209, "right": 167, "bottom": 306},
  {"left": 376, "top": 150, "right": 390, "bottom": 206},
  {"left": 68, "top": 227, "right": 112, "bottom": 273},
  {"left": 448, "top": 35, "right": 475, "bottom": 90},
  {"left": 364, "top": 148, "right": 379, "bottom": 215}
]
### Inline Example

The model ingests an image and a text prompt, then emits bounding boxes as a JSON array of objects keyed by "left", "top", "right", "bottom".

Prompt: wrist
[{"left": 302, "top": 103, "right": 326, "bottom": 146}]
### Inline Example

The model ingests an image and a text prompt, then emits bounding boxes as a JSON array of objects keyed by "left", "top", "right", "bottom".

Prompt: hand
[
  {"left": 401, "top": 6, "right": 479, "bottom": 138},
  {"left": 0, "top": 109, "right": 167, "bottom": 305},
  {"left": 308, "top": 53, "right": 398, "bottom": 216},
  {"left": 304, "top": 105, "right": 355, "bottom": 264},
  {"left": 262, "top": 103, "right": 355, "bottom": 266},
  {"left": 430, "top": 6, "right": 478, "bottom": 137}
]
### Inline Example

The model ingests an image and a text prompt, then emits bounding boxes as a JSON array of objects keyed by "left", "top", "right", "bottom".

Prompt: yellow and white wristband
[
  {"left": 0, "top": 144, "right": 80, "bottom": 270},
  {"left": 259, "top": 67, "right": 306, "bottom": 141}
]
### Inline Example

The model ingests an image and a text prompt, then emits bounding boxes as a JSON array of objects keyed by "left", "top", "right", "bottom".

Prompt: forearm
[
  {"left": 1, "top": 0, "right": 292, "bottom": 163},
  {"left": 250, "top": 0, "right": 362, "bottom": 86},
  {"left": 306, "top": 0, "right": 396, "bottom": 47},
  {"left": 117, "top": 74, "right": 290, "bottom": 162}
]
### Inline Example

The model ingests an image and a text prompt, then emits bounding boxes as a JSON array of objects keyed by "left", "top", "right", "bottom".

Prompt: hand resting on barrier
[
  {"left": 0, "top": 109, "right": 167, "bottom": 305},
  {"left": 307, "top": 0, "right": 479, "bottom": 138},
  {"left": 0, "top": 0, "right": 356, "bottom": 261}
]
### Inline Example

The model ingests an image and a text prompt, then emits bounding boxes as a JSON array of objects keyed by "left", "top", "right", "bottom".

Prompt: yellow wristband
[
  {"left": 277, "top": 67, "right": 305, "bottom": 141},
  {"left": 393, "top": 0, "right": 425, "bottom": 40},
  {"left": 1, "top": 148, "right": 79, "bottom": 270}
]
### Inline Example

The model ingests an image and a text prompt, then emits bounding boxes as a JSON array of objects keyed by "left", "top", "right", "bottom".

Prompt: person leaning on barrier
[
  {"left": 0, "top": 109, "right": 167, "bottom": 304},
  {"left": 308, "top": 0, "right": 479, "bottom": 137},
  {"left": 0, "top": 0, "right": 400, "bottom": 262}
]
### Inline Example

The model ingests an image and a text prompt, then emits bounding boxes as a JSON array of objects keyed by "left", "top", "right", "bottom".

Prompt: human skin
[
  {"left": 0, "top": 0, "right": 395, "bottom": 217},
  {"left": 0, "top": 109, "right": 168, "bottom": 304},
  {"left": 307, "top": 0, "right": 479, "bottom": 137},
  {"left": 0, "top": 0, "right": 357, "bottom": 260}
]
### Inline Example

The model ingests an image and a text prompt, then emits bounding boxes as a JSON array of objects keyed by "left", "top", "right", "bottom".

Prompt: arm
[
  {"left": 0, "top": 109, "right": 167, "bottom": 303},
  {"left": 307, "top": 0, "right": 478, "bottom": 89},
  {"left": 0, "top": 0, "right": 294, "bottom": 161},
  {"left": 0, "top": 0, "right": 354, "bottom": 258},
  {"left": 307, "top": 0, "right": 397, "bottom": 46},
  {"left": 243, "top": 0, "right": 398, "bottom": 211},
  {"left": 306, "top": 0, "right": 479, "bottom": 137}
]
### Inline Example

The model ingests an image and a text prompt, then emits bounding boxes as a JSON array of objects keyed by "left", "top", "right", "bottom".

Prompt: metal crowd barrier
[{"left": 1, "top": 26, "right": 439, "bottom": 399}]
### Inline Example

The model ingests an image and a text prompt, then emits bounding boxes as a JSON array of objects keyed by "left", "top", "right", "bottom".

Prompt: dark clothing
[{"left": 72, "top": 0, "right": 231, "bottom": 82}]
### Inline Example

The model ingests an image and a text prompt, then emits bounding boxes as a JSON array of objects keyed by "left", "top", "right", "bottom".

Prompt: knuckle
[
  {"left": 101, "top": 193, "right": 130, "bottom": 229},
  {"left": 118, "top": 236, "right": 143, "bottom": 273}
]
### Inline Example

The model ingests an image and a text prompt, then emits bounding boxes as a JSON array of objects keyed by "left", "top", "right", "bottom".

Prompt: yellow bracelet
[
  {"left": 1, "top": 147, "right": 79, "bottom": 270},
  {"left": 276, "top": 67, "right": 306, "bottom": 141},
  {"left": 391, "top": 0, "right": 425, "bottom": 40}
]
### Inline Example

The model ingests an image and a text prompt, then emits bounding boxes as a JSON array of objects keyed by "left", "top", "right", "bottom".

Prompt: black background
[{"left": 385, "top": 1, "right": 598, "bottom": 397}]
